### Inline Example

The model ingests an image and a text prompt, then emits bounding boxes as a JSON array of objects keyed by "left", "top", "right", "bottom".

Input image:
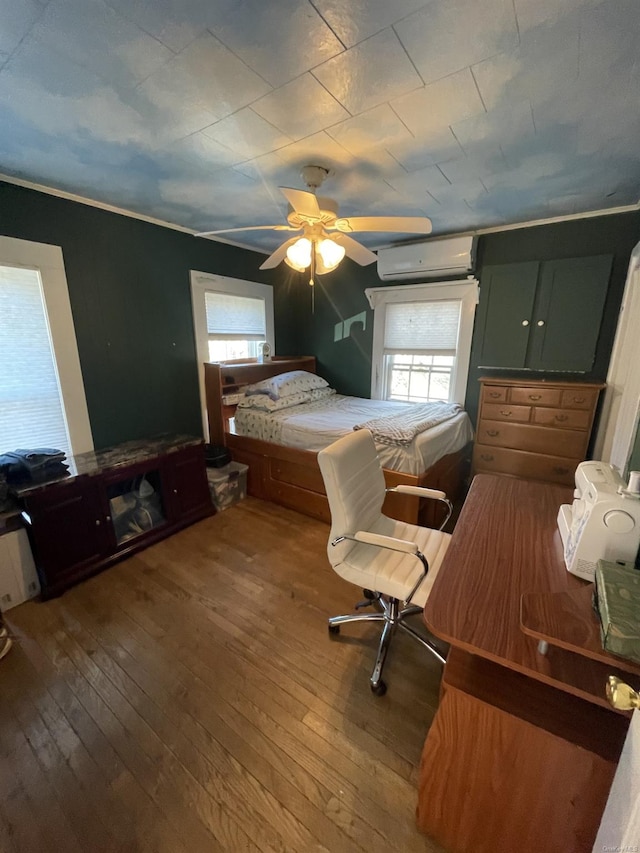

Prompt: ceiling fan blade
[
  {"left": 195, "top": 224, "right": 296, "bottom": 237},
  {"left": 332, "top": 233, "right": 377, "bottom": 266},
  {"left": 279, "top": 187, "right": 321, "bottom": 219},
  {"left": 334, "top": 216, "right": 432, "bottom": 234},
  {"left": 259, "top": 237, "right": 299, "bottom": 270}
]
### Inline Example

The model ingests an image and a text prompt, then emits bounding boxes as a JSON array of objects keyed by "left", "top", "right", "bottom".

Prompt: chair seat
[{"left": 334, "top": 518, "right": 451, "bottom": 608}]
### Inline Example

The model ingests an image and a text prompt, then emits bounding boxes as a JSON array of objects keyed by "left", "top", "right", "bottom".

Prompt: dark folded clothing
[
  {"left": 0, "top": 448, "right": 68, "bottom": 485},
  {"left": 3, "top": 448, "right": 66, "bottom": 472}
]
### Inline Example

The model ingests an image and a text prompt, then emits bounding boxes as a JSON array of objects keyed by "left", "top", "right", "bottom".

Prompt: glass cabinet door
[{"left": 106, "top": 467, "right": 167, "bottom": 546}]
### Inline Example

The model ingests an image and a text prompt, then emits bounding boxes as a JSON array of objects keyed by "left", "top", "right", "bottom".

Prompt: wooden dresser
[{"left": 473, "top": 377, "right": 605, "bottom": 485}]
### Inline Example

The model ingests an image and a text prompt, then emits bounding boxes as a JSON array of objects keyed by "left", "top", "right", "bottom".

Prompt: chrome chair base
[{"left": 328, "top": 593, "right": 446, "bottom": 695}]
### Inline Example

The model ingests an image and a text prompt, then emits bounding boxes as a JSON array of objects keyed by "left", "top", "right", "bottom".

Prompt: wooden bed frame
[{"left": 204, "top": 356, "right": 471, "bottom": 526}]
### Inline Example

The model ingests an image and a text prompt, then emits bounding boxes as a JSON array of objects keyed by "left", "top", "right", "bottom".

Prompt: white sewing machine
[{"left": 557, "top": 461, "right": 640, "bottom": 581}]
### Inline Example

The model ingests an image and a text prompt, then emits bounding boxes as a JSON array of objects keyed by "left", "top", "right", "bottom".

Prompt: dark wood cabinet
[
  {"left": 19, "top": 438, "right": 213, "bottom": 598},
  {"left": 476, "top": 255, "right": 612, "bottom": 372}
]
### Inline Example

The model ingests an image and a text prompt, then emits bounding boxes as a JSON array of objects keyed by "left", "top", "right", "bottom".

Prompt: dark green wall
[{"left": 0, "top": 180, "right": 275, "bottom": 449}]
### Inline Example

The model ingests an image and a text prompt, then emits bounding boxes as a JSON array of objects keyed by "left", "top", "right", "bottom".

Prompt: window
[
  {"left": 190, "top": 271, "right": 274, "bottom": 439},
  {"left": 0, "top": 237, "right": 93, "bottom": 457},
  {"left": 366, "top": 279, "right": 479, "bottom": 406},
  {"left": 204, "top": 291, "right": 266, "bottom": 362}
]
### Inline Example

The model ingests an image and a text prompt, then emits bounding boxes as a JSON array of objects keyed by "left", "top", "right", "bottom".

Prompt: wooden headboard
[{"left": 204, "top": 356, "right": 317, "bottom": 445}]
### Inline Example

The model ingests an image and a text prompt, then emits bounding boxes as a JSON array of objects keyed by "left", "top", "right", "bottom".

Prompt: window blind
[
  {"left": 384, "top": 300, "right": 461, "bottom": 355},
  {"left": 205, "top": 291, "right": 266, "bottom": 341},
  {"left": 0, "top": 266, "right": 71, "bottom": 457}
]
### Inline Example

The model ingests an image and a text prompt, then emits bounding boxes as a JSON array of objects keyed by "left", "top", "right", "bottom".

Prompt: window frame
[
  {"left": 366, "top": 278, "right": 479, "bottom": 406},
  {"left": 190, "top": 271, "right": 274, "bottom": 440},
  {"left": 0, "top": 236, "right": 93, "bottom": 455}
]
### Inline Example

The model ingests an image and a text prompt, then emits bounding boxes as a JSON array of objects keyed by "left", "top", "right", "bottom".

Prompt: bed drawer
[
  {"left": 473, "top": 444, "right": 577, "bottom": 485},
  {"left": 481, "top": 403, "right": 531, "bottom": 423},
  {"left": 532, "top": 407, "right": 591, "bottom": 430},
  {"left": 476, "top": 420, "right": 586, "bottom": 458},
  {"left": 509, "top": 387, "right": 562, "bottom": 407}
]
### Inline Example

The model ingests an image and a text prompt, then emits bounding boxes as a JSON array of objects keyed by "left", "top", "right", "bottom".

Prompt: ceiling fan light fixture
[
  {"left": 286, "top": 237, "right": 312, "bottom": 270},
  {"left": 317, "top": 238, "right": 345, "bottom": 272}
]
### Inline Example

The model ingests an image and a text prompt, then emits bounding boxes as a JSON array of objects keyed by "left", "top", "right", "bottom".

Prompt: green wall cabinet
[{"left": 476, "top": 255, "right": 613, "bottom": 373}]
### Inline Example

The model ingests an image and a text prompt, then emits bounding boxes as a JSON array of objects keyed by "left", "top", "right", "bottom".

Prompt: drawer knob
[
  {"left": 488, "top": 392, "right": 501, "bottom": 398},
  {"left": 555, "top": 414, "right": 569, "bottom": 422},
  {"left": 486, "top": 430, "right": 499, "bottom": 437},
  {"left": 572, "top": 396, "right": 585, "bottom": 404},
  {"left": 529, "top": 394, "right": 541, "bottom": 401},
  {"left": 480, "top": 454, "right": 495, "bottom": 462},
  {"left": 552, "top": 466, "right": 569, "bottom": 475},
  {"left": 500, "top": 410, "right": 512, "bottom": 416}
]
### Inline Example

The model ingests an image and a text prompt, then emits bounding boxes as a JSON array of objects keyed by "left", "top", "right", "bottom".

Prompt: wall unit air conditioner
[{"left": 377, "top": 235, "right": 476, "bottom": 281}]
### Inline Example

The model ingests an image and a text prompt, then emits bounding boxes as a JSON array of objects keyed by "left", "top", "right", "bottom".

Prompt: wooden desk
[{"left": 417, "top": 474, "right": 635, "bottom": 853}]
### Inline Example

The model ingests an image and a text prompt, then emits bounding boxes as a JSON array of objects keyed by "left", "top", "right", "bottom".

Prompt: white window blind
[
  {"left": 205, "top": 292, "right": 266, "bottom": 340},
  {"left": 0, "top": 265, "right": 71, "bottom": 457},
  {"left": 384, "top": 300, "right": 461, "bottom": 355}
]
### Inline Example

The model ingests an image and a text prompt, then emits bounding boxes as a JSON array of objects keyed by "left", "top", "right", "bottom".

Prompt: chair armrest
[
  {"left": 353, "top": 531, "right": 419, "bottom": 555},
  {"left": 387, "top": 485, "right": 447, "bottom": 501}
]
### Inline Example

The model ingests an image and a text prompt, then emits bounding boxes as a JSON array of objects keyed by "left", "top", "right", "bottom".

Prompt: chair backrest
[{"left": 317, "top": 429, "right": 386, "bottom": 566}]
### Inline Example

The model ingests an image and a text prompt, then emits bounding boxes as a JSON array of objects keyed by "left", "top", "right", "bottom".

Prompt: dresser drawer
[
  {"left": 560, "top": 388, "right": 600, "bottom": 410},
  {"left": 532, "top": 407, "right": 591, "bottom": 430},
  {"left": 477, "top": 420, "right": 587, "bottom": 458},
  {"left": 509, "top": 387, "right": 562, "bottom": 407},
  {"left": 482, "top": 385, "right": 508, "bottom": 403},
  {"left": 481, "top": 403, "right": 531, "bottom": 423},
  {"left": 473, "top": 444, "right": 577, "bottom": 485}
]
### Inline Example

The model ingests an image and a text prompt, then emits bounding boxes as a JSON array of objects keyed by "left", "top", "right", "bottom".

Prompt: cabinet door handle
[
  {"left": 488, "top": 391, "right": 501, "bottom": 398},
  {"left": 537, "top": 320, "right": 545, "bottom": 327},
  {"left": 521, "top": 319, "right": 529, "bottom": 326},
  {"left": 499, "top": 410, "right": 512, "bottom": 416},
  {"left": 486, "top": 430, "right": 500, "bottom": 437},
  {"left": 552, "top": 466, "right": 569, "bottom": 475},
  {"left": 555, "top": 414, "right": 569, "bottom": 422},
  {"left": 173, "top": 489, "right": 178, "bottom": 494},
  {"left": 106, "top": 515, "right": 111, "bottom": 522},
  {"left": 528, "top": 394, "right": 541, "bottom": 401},
  {"left": 95, "top": 519, "right": 101, "bottom": 526},
  {"left": 480, "top": 454, "right": 495, "bottom": 462}
]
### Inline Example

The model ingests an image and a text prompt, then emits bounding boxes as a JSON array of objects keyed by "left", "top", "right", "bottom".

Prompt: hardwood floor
[{"left": 0, "top": 498, "right": 446, "bottom": 853}]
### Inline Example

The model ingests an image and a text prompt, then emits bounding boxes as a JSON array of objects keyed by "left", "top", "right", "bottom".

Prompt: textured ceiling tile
[
  {"left": 428, "top": 178, "right": 487, "bottom": 206},
  {"left": 312, "top": 29, "right": 422, "bottom": 115},
  {"left": 251, "top": 74, "right": 349, "bottom": 141},
  {"left": 472, "top": 19, "right": 580, "bottom": 112},
  {"left": 170, "top": 132, "right": 237, "bottom": 170},
  {"left": 312, "top": 0, "right": 429, "bottom": 48},
  {"left": 202, "top": 109, "right": 291, "bottom": 162},
  {"left": 438, "top": 151, "right": 507, "bottom": 184},
  {"left": 386, "top": 127, "right": 462, "bottom": 172},
  {"left": 391, "top": 69, "right": 485, "bottom": 138},
  {"left": 326, "top": 104, "right": 413, "bottom": 154},
  {"left": 273, "top": 131, "right": 355, "bottom": 172},
  {"left": 514, "top": 0, "right": 603, "bottom": 33},
  {"left": 31, "top": 0, "right": 173, "bottom": 88},
  {"left": 395, "top": 0, "right": 519, "bottom": 85},
  {"left": 0, "top": 0, "right": 42, "bottom": 56},
  {"left": 452, "top": 101, "right": 535, "bottom": 155},
  {"left": 137, "top": 33, "right": 271, "bottom": 123},
  {"left": 578, "top": 0, "right": 640, "bottom": 88},
  {"left": 105, "top": 0, "right": 237, "bottom": 53},
  {"left": 209, "top": 0, "right": 343, "bottom": 88},
  {"left": 386, "top": 163, "right": 451, "bottom": 199}
]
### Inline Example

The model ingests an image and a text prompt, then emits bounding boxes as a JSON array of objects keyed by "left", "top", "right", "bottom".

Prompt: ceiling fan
[{"left": 196, "top": 165, "right": 432, "bottom": 284}]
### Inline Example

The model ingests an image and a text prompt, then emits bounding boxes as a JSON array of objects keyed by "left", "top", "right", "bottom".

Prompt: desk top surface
[{"left": 424, "top": 474, "right": 638, "bottom": 710}]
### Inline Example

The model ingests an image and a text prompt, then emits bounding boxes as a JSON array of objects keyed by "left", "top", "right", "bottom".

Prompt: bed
[{"left": 204, "top": 357, "right": 473, "bottom": 526}]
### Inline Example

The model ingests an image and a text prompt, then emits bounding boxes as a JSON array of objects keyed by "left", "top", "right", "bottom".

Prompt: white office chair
[{"left": 317, "top": 429, "right": 453, "bottom": 696}]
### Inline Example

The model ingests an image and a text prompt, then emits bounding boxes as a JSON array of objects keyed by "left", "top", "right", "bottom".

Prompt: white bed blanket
[{"left": 354, "top": 401, "right": 462, "bottom": 446}]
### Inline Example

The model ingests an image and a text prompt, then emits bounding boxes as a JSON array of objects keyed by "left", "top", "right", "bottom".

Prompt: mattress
[{"left": 233, "top": 394, "right": 474, "bottom": 475}]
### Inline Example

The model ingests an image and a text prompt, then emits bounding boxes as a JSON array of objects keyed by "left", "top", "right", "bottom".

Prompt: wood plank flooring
[{"left": 0, "top": 498, "right": 446, "bottom": 853}]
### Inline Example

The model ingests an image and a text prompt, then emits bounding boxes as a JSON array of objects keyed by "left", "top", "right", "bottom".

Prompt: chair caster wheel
[
  {"left": 371, "top": 680, "right": 387, "bottom": 697},
  {"left": 328, "top": 624, "right": 340, "bottom": 635}
]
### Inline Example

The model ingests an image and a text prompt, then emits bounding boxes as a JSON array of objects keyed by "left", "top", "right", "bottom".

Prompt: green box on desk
[{"left": 594, "top": 559, "right": 640, "bottom": 664}]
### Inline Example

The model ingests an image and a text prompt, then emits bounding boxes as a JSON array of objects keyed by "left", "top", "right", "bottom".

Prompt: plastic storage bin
[{"left": 207, "top": 461, "right": 248, "bottom": 511}]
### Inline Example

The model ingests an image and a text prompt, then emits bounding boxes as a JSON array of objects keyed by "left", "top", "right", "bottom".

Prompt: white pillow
[
  {"left": 237, "top": 390, "right": 315, "bottom": 412},
  {"left": 244, "top": 370, "right": 328, "bottom": 400}
]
